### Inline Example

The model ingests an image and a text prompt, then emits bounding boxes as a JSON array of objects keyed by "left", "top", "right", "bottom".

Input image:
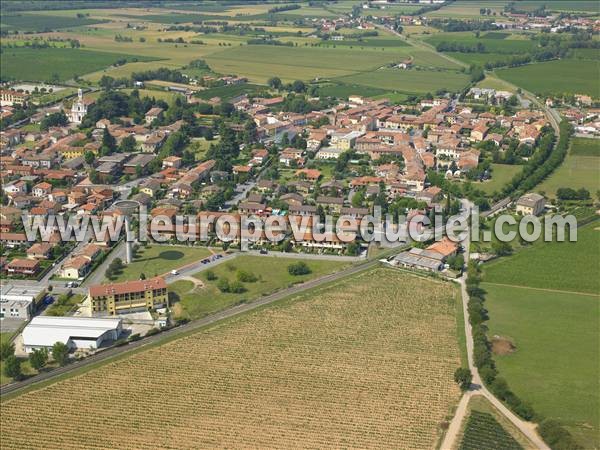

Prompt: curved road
[{"left": 1, "top": 259, "right": 378, "bottom": 397}]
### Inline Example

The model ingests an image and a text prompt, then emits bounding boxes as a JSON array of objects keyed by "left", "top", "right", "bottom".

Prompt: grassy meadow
[
  {"left": 496, "top": 59, "right": 600, "bottom": 97},
  {"left": 536, "top": 137, "right": 600, "bottom": 198},
  {"left": 171, "top": 255, "right": 349, "bottom": 320},
  {"left": 482, "top": 222, "right": 600, "bottom": 447}
]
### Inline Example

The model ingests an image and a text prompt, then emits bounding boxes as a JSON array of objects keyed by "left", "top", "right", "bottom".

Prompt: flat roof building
[{"left": 22, "top": 316, "right": 122, "bottom": 353}]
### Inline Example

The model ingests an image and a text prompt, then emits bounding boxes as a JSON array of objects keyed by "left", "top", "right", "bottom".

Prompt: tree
[
  {"left": 267, "top": 76, "right": 282, "bottom": 90},
  {"left": 40, "top": 111, "right": 68, "bottom": 131},
  {"left": 237, "top": 270, "right": 257, "bottom": 283},
  {"left": 291, "top": 80, "right": 306, "bottom": 93},
  {"left": 492, "top": 241, "right": 512, "bottom": 256},
  {"left": 84, "top": 150, "right": 95, "bottom": 165},
  {"left": 453, "top": 367, "right": 472, "bottom": 391},
  {"left": 447, "top": 254, "right": 465, "bottom": 271},
  {"left": 3, "top": 355, "right": 22, "bottom": 380},
  {"left": 119, "top": 134, "right": 137, "bottom": 153},
  {"left": 101, "top": 128, "right": 117, "bottom": 155},
  {"left": 288, "top": 261, "right": 311, "bottom": 276},
  {"left": 346, "top": 241, "right": 360, "bottom": 256},
  {"left": 29, "top": 348, "right": 49, "bottom": 371},
  {"left": 0, "top": 341, "right": 15, "bottom": 360},
  {"left": 216, "top": 278, "right": 230, "bottom": 293},
  {"left": 205, "top": 270, "right": 217, "bottom": 281},
  {"left": 52, "top": 342, "right": 70, "bottom": 366}
]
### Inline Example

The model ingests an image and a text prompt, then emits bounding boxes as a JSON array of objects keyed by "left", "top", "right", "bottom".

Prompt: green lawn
[
  {"left": 477, "top": 163, "right": 522, "bottom": 195},
  {"left": 110, "top": 245, "right": 214, "bottom": 282},
  {"left": 170, "top": 255, "right": 350, "bottom": 320},
  {"left": 336, "top": 68, "right": 470, "bottom": 95},
  {"left": 537, "top": 138, "right": 600, "bottom": 198},
  {"left": 484, "top": 284, "right": 599, "bottom": 448},
  {"left": 496, "top": 59, "right": 600, "bottom": 97},
  {"left": 483, "top": 223, "right": 600, "bottom": 294},
  {"left": 0, "top": 47, "right": 158, "bottom": 82}
]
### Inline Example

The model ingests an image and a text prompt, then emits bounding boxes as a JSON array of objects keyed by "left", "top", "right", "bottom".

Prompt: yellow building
[
  {"left": 88, "top": 277, "right": 168, "bottom": 315},
  {"left": 59, "top": 147, "right": 86, "bottom": 160}
]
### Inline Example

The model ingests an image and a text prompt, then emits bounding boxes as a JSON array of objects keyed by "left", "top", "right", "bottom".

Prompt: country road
[
  {"left": 440, "top": 200, "right": 549, "bottom": 450},
  {"left": 0, "top": 258, "right": 378, "bottom": 398}
]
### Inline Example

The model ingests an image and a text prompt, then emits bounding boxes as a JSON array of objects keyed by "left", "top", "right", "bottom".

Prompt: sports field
[
  {"left": 537, "top": 137, "right": 600, "bottom": 198},
  {"left": 482, "top": 223, "right": 600, "bottom": 448},
  {"left": 496, "top": 59, "right": 600, "bottom": 97},
  {"left": 0, "top": 47, "right": 158, "bottom": 82},
  {"left": 0, "top": 268, "right": 463, "bottom": 449}
]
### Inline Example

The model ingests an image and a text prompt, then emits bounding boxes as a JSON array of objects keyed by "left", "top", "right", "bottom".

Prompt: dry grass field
[{"left": 1, "top": 268, "right": 462, "bottom": 449}]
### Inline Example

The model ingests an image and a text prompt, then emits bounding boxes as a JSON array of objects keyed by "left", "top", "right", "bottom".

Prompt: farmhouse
[
  {"left": 516, "top": 193, "right": 545, "bottom": 216},
  {"left": 88, "top": 276, "right": 168, "bottom": 315},
  {"left": 22, "top": 316, "right": 123, "bottom": 353}
]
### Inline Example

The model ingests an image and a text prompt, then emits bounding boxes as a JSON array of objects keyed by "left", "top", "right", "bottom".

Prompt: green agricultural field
[
  {"left": 171, "top": 255, "right": 350, "bottom": 320},
  {"left": 484, "top": 284, "right": 599, "bottom": 448},
  {"left": 320, "top": 38, "right": 410, "bottom": 48},
  {"left": 194, "top": 83, "right": 269, "bottom": 101},
  {"left": 445, "top": 52, "right": 515, "bottom": 66},
  {"left": 110, "top": 245, "right": 214, "bottom": 282},
  {"left": 496, "top": 59, "right": 600, "bottom": 97},
  {"left": 121, "top": 88, "right": 183, "bottom": 103},
  {"left": 477, "top": 163, "right": 522, "bottom": 195},
  {"left": 517, "top": 0, "right": 600, "bottom": 12},
  {"left": 424, "top": 32, "right": 536, "bottom": 54},
  {"left": 569, "top": 48, "right": 600, "bottom": 61},
  {"left": 0, "top": 47, "right": 158, "bottom": 82},
  {"left": 569, "top": 137, "right": 600, "bottom": 156},
  {"left": 0, "top": 13, "right": 105, "bottom": 31},
  {"left": 459, "top": 411, "right": 523, "bottom": 450},
  {"left": 536, "top": 138, "right": 600, "bottom": 198},
  {"left": 316, "top": 81, "right": 389, "bottom": 99},
  {"left": 204, "top": 45, "right": 401, "bottom": 83},
  {"left": 336, "top": 68, "right": 470, "bottom": 95},
  {"left": 483, "top": 223, "right": 600, "bottom": 294},
  {"left": 426, "top": 1, "right": 509, "bottom": 18}
]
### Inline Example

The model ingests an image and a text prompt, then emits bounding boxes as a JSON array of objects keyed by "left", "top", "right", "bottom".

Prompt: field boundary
[{"left": 482, "top": 282, "right": 600, "bottom": 298}]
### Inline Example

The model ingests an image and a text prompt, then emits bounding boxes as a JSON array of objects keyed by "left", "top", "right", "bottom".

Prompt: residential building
[
  {"left": 516, "top": 193, "right": 545, "bottom": 216},
  {"left": 88, "top": 276, "right": 168, "bottom": 315}
]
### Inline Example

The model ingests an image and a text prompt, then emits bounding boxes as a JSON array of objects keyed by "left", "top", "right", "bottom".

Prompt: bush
[
  {"left": 3, "top": 355, "right": 22, "bottom": 380},
  {"left": 538, "top": 420, "right": 583, "bottom": 450},
  {"left": 229, "top": 280, "right": 246, "bottom": 294},
  {"left": 205, "top": 270, "right": 217, "bottom": 281},
  {"left": 0, "top": 341, "right": 15, "bottom": 360},
  {"left": 217, "top": 278, "right": 230, "bottom": 292},
  {"left": 288, "top": 261, "right": 311, "bottom": 276},
  {"left": 236, "top": 270, "right": 257, "bottom": 283},
  {"left": 146, "top": 328, "right": 161, "bottom": 337}
]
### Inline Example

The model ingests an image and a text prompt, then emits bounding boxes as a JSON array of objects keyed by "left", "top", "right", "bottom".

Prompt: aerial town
[{"left": 0, "top": 1, "right": 598, "bottom": 449}]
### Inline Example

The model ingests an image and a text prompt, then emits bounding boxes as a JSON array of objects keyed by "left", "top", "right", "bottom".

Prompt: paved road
[{"left": 0, "top": 258, "right": 378, "bottom": 397}]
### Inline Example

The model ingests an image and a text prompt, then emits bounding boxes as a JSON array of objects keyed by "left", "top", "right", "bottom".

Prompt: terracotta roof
[{"left": 89, "top": 276, "right": 167, "bottom": 298}]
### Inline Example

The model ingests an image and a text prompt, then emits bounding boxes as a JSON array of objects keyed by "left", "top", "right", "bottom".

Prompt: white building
[
  {"left": 22, "top": 316, "right": 122, "bottom": 353},
  {"left": 1, "top": 285, "right": 45, "bottom": 320},
  {"left": 69, "top": 89, "right": 88, "bottom": 124}
]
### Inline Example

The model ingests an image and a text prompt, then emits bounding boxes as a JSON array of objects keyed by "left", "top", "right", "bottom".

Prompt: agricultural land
[{"left": 0, "top": 268, "right": 464, "bottom": 449}]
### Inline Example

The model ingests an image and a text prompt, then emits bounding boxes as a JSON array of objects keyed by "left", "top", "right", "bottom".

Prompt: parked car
[{"left": 170, "top": 270, "right": 179, "bottom": 275}]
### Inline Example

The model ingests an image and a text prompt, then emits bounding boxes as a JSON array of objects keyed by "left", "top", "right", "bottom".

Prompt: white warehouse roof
[{"left": 23, "top": 316, "right": 122, "bottom": 348}]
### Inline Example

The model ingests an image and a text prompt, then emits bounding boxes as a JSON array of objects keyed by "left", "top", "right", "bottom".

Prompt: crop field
[
  {"left": 0, "top": 47, "right": 158, "bottom": 82},
  {"left": 459, "top": 411, "right": 523, "bottom": 450},
  {"left": 316, "top": 81, "right": 389, "bottom": 99},
  {"left": 483, "top": 223, "right": 600, "bottom": 294},
  {"left": 496, "top": 59, "right": 600, "bottom": 97},
  {"left": 424, "top": 32, "right": 536, "bottom": 54},
  {"left": 0, "top": 268, "right": 462, "bottom": 449},
  {"left": 203, "top": 45, "right": 402, "bottom": 83},
  {"left": 426, "top": 1, "right": 510, "bottom": 18},
  {"left": 336, "top": 68, "right": 470, "bottom": 95},
  {"left": 171, "top": 255, "right": 349, "bottom": 319},
  {"left": 110, "top": 245, "right": 213, "bottom": 282},
  {"left": 536, "top": 137, "right": 600, "bottom": 198},
  {"left": 484, "top": 284, "right": 599, "bottom": 448},
  {"left": 0, "top": 13, "right": 105, "bottom": 31},
  {"left": 517, "top": 0, "right": 600, "bottom": 11},
  {"left": 569, "top": 137, "right": 600, "bottom": 156},
  {"left": 445, "top": 51, "right": 515, "bottom": 66}
]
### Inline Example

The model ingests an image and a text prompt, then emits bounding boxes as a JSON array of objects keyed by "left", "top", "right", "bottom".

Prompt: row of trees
[{"left": 466, "top": 261, "right": 582, "bottom": 449}]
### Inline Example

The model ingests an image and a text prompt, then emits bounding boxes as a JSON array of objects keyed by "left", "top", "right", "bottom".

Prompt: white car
[{"left": 170, "top": 270, "right": 179, "bottom": 275}]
